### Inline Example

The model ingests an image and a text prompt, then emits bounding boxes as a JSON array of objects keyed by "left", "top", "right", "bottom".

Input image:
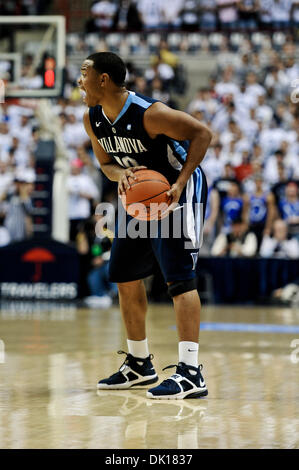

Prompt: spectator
[
  {"left": 272, "top": 279, "right": 299, "bottom": 305},
  {"left": 133, "top": 76, "right": 149, "bottom": 95},
  {"left": 201, "top": 143, "right": 227, "bottom": 185},
  {"left": 271, "top": 0, "right": 292, "bottom": 29},
  {"left": 259, "top": 0, "right": 273, "bottom": 29},
  {"left": 220, "top": 181, "right": 246, "bottom": 233},
  {"left": 217, "top": 0, "right": 239, "bottom": 30},
  {"left": 114, "top": 0, "right": 143, "bottom": 31},
  {"left": 264, "top": 65, "right": 289, "bottom": 102},
  {"left": 291, "top": 0, "right": 299, "bottom": 27},
  {"left": 244, "top": 173, "right": 276, "bottom": 246},
  {"left": 88, "top": 0, "right": 118, "bottom": 32},
  {"left": 161, "top": 0, "right": 184, "bottom": 29},
  {"left": 255, "top": 94, "right": 273, "bottom": 125},
  {"left": 0, "top": 209, "right": 10, "bottom": 247},
  {"left": 237, "top": 0, "right": 259, "bottom": 30},
  {"left": 4, "top": 171, "right": 35, "bottom": 242},
  {"left": 199, "top": 0, "right": 218, "bottom": 31},
  {"left": 137, "top": 0, "right": 162, "bottom": 30},
  {"left": 234, "top": 150, "right": 253, "bottom": 182},
  {"left": 0, "top": 161, "right": 14, "bottom": 200},
  {"left": 211, "top": 218, "right": 258, "bottom": 257},
  {"left": 245, "top": 72, "right": 266, "bottom": 103},
  {"left": 264, "top": 149, "right": 291, "bottom": 185},
  {"left": 0, "top": 122, "right": 13, "bottom": 157},
  {"left": 260, "top": 219, "right": 299, "bottom": 258},
  {"left": 68, "top": 158, "right": 100, "bottom": 241},
  {"left": 278, "top": 181, "right": 299, "bottom": 240},
  {"left": 144, "top": 58, "right": 175, "bottom": 90},
  {"left": 62, "top": 113, "right": 89, "bottom": 149},
  {"left": 76, "top": 215, "right": 117, "bottom": 307},
  {"left": 150, "top": 77, "right": 171, "bottom": 105},
  {"left": 181, "top": 0, "right": 200, "bottom": 31},
  {"left": 214, "top": 66, "right": 239, "bottom": 100}
]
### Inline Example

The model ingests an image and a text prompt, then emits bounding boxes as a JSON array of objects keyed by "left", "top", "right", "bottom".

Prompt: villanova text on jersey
[{"left": 89, "top": 91, "right": 199, "bottom": 186}]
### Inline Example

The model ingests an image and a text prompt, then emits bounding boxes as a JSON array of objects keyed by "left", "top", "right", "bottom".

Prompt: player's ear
[{"left": 99, "top": 73, "right": 109, "bottom": 87}]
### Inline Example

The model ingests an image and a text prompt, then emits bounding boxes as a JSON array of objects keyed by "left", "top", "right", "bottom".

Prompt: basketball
[{"left": 120, "top": 169, "right": 171, "bottom": 221}]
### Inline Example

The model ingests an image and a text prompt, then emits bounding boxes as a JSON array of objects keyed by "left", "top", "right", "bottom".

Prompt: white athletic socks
[
  {"left": 126, "top": 339, "right": 199, "bottom": 372},
  {"left": 127, "top": 338, "right": 149, "bottom": 359},
  {"left": 179, "top": 341, "right": 199, "bottom": 374}
]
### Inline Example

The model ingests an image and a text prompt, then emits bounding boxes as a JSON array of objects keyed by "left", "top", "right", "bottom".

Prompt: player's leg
[
  {"left": 118, "top": 279, "right": 147, "bottom": 341},
  {"left": 148, "top": 167, "right": 208, "bottom": 399},
  {"left": 97, "top": 214, "right": 158, "bottom": 390},
  {"left": 173, "top": 288, "right": 201, "bottom": 343}
]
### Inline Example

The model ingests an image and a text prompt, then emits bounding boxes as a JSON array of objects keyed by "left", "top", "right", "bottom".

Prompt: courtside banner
[{"left": 0, "top": 239, "right": 79, "bottom": 300}]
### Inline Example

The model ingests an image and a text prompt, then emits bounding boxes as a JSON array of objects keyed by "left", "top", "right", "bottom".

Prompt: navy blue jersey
[{"left": 89, "top": 91, "right": 191, "bottom": 184}]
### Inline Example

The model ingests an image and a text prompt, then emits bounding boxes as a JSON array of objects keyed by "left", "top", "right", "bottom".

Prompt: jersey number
[{"left": 114, "top": 155, "right": 139, "bottom": 168}]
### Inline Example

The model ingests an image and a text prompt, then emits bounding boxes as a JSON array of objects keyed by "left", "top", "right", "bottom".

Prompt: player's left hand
[{"left": 166, "top": 181, "right": 184, "bottom": 212}]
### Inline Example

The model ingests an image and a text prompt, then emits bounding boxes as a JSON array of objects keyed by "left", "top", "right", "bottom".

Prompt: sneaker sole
[
  {"left": 146, "top": 388, "right": 208, "bottom": 400},
  {"left": 97, "top": 374, "right": 159, "bottom": 390}
]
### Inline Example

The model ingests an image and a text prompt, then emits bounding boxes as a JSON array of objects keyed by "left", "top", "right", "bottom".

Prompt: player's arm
[
  {"left": 144, "top": 102, "right": 212, "bottom": 203},
  {"left": 83, "top": 109, "right": 145, "bottom": 194}
]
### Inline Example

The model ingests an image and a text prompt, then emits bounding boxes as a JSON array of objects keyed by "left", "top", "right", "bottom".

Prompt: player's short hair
[{"left": 86, "top": 52, "right": 126, "bottom": 87}]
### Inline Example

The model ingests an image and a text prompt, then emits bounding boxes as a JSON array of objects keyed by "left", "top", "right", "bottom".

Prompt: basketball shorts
[{"left": 108, "top": 167, "right": 208, "bottom": 283}]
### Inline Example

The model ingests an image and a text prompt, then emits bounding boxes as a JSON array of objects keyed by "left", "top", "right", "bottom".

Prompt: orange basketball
[{"left": 120, "top": 169, "right": 171, "bottom": 221}]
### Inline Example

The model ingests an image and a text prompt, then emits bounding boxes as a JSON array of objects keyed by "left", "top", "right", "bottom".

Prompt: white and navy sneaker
[
  {"left": 146, "top": 362, "right": 208, "bottom": 400},
  {"left": 97, "top": 350, "right": 158, "bottom": 390}
]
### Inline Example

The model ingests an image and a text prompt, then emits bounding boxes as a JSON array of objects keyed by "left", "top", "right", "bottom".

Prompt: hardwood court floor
[{"left": 0, "top": 301, "right": 299, "bottom": 449}]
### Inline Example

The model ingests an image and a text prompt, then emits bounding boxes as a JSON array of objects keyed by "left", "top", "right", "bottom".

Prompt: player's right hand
[{"left": 118, "top": 166, "right": 147, "bottom": 195}]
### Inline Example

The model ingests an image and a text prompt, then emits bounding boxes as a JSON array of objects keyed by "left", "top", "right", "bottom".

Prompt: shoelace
[
  {"left": 161, "top": 363, "right": 203, "bottom": 386},
  {"left": 117, "top": 350, "right": 154, "bottom": 371}
]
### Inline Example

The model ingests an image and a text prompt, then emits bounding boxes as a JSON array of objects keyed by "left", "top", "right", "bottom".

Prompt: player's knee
[
  {"left": 167, "top": 278, "right": 197, "bottom": 298},
  {"left": 117, "top": 279, "right": 143, "bottom": 292}
]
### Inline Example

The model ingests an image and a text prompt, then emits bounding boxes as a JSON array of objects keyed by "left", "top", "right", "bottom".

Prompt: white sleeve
[
  {"left": 260, "top": 236, "right": 276, "bottom": 257},
  {"left": 211, "top": 233, "right": 227, "bottom": 256},
  {"left": 241, "top": 233, "right": 258, "bottom": 257},
  {"left": 283, "top": 239, "right": 299, "bottom": 259}
]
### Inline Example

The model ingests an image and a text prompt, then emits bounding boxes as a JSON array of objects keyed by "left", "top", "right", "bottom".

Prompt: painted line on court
[{"left": 170, "top": 322, "right": 299, "bottom": 334}]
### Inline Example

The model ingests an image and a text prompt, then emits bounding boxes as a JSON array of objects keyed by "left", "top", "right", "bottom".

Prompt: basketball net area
[{"left": 0, "top": 16, "right": 69, "bottom": 242}]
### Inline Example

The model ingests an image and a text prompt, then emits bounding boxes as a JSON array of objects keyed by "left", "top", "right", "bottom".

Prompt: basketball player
[{"left": 78, "top": 52, "right": 212, "bottom": 399}]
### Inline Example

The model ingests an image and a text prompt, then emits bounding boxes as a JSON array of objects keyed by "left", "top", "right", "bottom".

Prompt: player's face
[{"left": 78, "top": 60, "right": 104, "bottom": 107}]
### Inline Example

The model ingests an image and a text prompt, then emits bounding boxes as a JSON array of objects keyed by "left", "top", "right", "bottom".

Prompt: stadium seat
[
  {"left": 106, "top": 33, "right": 122, "bottom": 53},
  {"left": 66, "top": 33, "right": 80, "bottom": 54},
  {"left": 272, "top": 32, "right": 286, "bottom": 51},
  {"left": 251, "top": 32, "right": 264, "bottom": 52},
  {"left": 167, "top": 33, "right": 183, "bottom": 52},
  {"left": 208, "top": 33, "right": 224, "bottom": 52},
  {"left": 85, "top": 34, "right": 101, "bottom": 53},
  {"left": 187, "top": 33, "right": 204, "bottom": 52},
  {"left": 147, "top": 33, "right": 161, "bottom": 53},
  {"left": 229, "top": 33, "right": 244, "bottom": 52},
  {"left": 126, "top": 33, "right": 141, "bottom": 53}
]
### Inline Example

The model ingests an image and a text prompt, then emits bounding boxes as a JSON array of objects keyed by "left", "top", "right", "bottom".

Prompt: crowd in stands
[
  {"left": 86, "top": 0, "right": 299, "bottom": 33},
  {"left": 198, "top": 37, "right": 299, "bottom": 259},
  {"left": 1, "top": 0, "right": 299, "bottom": 32},
  {"left": 1, "top": 29, "right": 299, "bottom": 303}
]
